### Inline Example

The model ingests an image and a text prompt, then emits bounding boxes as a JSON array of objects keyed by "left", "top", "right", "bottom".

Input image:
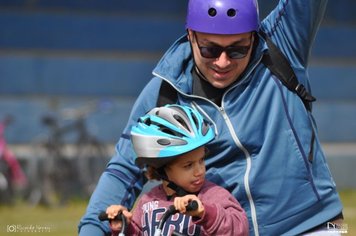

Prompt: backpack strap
[
  {"left": 260, "top": 30, "right": 315, "bottom": 162},
  {"left": 259, "top": 30, "right": 316, "bottom": 112},
  {"left": 157, "top": 80, "right": 178, "bottom": 107}
]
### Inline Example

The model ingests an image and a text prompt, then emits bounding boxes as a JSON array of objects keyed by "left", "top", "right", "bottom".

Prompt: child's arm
[{"left": 192, "top": 184, "right": 249, "bottom": 236}]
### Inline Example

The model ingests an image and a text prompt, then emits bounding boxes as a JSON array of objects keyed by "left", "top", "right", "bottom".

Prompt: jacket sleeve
[
  {"left": 193, "top": 183, "right": 249, "bottom": 236},
  {"left": 261, "top": 0, "right": 328, "bottom": 67},
  {"left": 78, "top": 77, "right": 163, "bottom": 236}
]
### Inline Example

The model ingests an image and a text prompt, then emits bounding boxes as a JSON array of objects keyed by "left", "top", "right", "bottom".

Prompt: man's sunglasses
[{"left": 193, "top": 32, "right": 253, "bottom": 59}]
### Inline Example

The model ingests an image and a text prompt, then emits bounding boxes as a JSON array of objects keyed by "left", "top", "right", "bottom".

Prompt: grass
[
  {"left": 0, "top": 190, "right": 354, "bottom": 236},
  {"left": 0, "top": 201, "right": 87, "bottom": 236},
  {"left": 339, "top": 189, "right": 356, "bottom": 235}
]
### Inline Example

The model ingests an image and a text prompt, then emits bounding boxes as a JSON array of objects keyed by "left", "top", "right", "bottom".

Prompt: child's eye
[{"left": 183, "top": 163, "right": 193, "bottom": 169}]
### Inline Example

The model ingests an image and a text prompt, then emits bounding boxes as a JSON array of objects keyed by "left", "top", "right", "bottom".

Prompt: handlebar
[
  {"left": 155, "top": 200, "right": 198, "bottom": 236},
  {"left": 98, "top": 200, "right": 198, "bottom": 236},
  {"left": 98, "top": 211, "right": 127, "bottom": 236}
]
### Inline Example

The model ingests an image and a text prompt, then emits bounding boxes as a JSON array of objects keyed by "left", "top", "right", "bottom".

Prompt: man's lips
[{"left": 212, "top": 68, "right": 232, "bottom": 78}]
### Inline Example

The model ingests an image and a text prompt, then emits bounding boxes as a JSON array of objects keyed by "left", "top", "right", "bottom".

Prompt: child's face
[{"left": 164, "top": 146, "right": 206, "bottom": 194}]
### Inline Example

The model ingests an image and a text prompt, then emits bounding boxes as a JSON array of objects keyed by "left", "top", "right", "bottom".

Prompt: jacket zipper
[
  {"left": 153, "top": 55, "right": 263, "bottom": 235},
  {"left": 193, "top": 101, "right": 259, "bottom": 236},
  {"left": 218, "top": 55, "right": 264, "bottom": 236},
  {"left": 218, "top": 106, "right": 260, "bottom": 236}
]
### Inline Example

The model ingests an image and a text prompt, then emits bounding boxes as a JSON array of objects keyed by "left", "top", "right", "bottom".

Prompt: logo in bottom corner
[{"left": 327, "top": 222, "right": 348, "bottom": 234}]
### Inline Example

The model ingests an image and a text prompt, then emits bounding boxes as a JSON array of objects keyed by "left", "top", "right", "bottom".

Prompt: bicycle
[
  {"left": 0, "top": 115, "right": 28, "bottom": 204},
  {"left": 28, "top": 101, "right": 111, "bottom": 206},
  {"left": 98, "top": 200, "right": 198, "bottom": 236}
]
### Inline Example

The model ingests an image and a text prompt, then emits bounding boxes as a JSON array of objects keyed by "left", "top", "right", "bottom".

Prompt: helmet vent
[
  {"left": 160, "top": 127, "right": 176, "bottom": 135},
  {"left": 208, "top": 8, "right": 217, "bottom": 17},
  {"left": 173, "top": 114, "right": 191, "bottom": 133},
  {"left": 227, "top": 9, "right": 237, "bottom": 17},
  {"left": 157, "top": 139, "right": 171, "bottom": 146},
  {"left": 190, "top": 113, "right": 199, "bottom": 129},
  {"left": 201, "top": 121, "right": 209, "bottom": 136},
  {"left": 142, "top": 117, "right": 151, "bottom": 125},
  {"left": 158, "top": 126, "right": 185, "bottom": 138}
]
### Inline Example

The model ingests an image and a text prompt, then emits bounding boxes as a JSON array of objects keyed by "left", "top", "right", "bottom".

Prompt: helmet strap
[
  {"left": 155, "top": 167, "right": 190, "bottom": 197},
  {"left": 167, "top": 181, "right": 189, "bottom": 197}
]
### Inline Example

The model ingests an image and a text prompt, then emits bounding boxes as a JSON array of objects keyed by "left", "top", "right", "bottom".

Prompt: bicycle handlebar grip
[
  {"left": 98, "top": 211, "right": 127, "bottom": 236},
  {"left": 98, "top": 211, "right": 122, "bottom": 221},
  {"left": 156, "top": 200, "right": 199, "bottom": 235},
  {"left": 166, "top": 200, "right": 198, "bottom": 215},
  {"left": 185, "top": 200, "right": 198, "bottom": 212}
]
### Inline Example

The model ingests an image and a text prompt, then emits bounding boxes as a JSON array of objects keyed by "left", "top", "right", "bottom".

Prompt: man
[{"left": 79, "top": 0, "right": 343, "bottom": 235}]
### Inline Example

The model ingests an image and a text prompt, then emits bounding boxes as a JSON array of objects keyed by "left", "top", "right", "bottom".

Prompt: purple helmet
[{"left": 186, "top": 0, "right": 259, "bottom": 34}]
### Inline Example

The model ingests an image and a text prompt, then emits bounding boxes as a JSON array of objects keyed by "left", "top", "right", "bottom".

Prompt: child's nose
[{"left": 194, "top": 164, "right": 205, "bottom": 176}]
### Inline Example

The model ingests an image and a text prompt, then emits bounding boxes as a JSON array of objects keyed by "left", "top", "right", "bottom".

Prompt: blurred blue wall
[{"left": 0, "top": 0, "right": 355, "bottom": 146}]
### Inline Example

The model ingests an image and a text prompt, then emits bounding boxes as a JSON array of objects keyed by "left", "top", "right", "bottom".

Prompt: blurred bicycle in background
[
  {"left": 27, "top": 100, "right": 112, "bottom": 206},
  {"left": 0, "top": 115, "right": 28, "bottom": 204}
]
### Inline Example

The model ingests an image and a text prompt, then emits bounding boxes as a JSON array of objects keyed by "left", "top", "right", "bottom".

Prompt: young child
[{"left": 105, "top": 104, "right": 248, "bottom": 236}]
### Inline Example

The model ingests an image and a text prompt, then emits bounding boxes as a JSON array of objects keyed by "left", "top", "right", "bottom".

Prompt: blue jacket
[{"left": 79, "top": 0, "right": 343, "bottom": 235}]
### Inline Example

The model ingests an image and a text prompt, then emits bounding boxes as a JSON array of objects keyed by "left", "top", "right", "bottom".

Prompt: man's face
[{"left": 188, "top": 30, "right": 254, "bottom": 89}]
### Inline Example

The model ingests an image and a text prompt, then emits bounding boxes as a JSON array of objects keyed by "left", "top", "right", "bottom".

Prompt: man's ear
[{"left": 186, "top": 29, "right": 192, "bottom": 42}]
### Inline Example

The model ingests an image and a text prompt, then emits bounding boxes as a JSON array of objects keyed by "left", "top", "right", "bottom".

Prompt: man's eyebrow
[{"left": 203, "top": 37, "right": 250, "bottom": 47}]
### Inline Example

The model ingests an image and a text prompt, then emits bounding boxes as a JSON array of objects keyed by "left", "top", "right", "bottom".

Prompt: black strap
[
  {"left": 259, "top": 30, "right": 315, "bottom": 160},
  {"left": 156, "top": 167, "right": 190, "bottom": 197},
  {"left": 157, "top": 80, "right": 178, "bottom": 107},
  {"left": 259, "top": 30, "right": 316, "bottom": 112}
]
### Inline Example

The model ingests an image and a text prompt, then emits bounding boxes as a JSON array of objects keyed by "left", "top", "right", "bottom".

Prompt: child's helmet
[
  {"left": 186, "top": 0, "right": 259, "bottom": 34},
  {"left": 131, "top": 104, "right": 215, "bottom": 168}
]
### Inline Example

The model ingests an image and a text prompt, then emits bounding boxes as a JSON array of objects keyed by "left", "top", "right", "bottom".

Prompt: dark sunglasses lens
[
  {"left": 200, "top": 47, "right": 224, "bottom": 58},
  {"left": 200, "top": 46, "right": 250, "bottom": 59},
  {"left": 227, "top": 47, "right": 250, "bottom": 59}
]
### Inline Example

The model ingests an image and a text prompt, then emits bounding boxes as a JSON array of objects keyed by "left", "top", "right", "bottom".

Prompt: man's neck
[{"left": 192, "top": 67, "right": 227, "bottom": 106}]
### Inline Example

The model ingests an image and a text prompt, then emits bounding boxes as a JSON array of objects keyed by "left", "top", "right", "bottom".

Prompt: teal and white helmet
[{"left": 131, "top": 104, "right": 215, "bottom": 168}]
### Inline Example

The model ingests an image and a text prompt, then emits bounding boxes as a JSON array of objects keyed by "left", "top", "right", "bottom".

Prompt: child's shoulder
[
  {"left": 140, "top": 183, "right": 166, "bottom": 200},
  {"left": 203, "top": 180, "right": 224, "bottom": 188},
  {"left": 199, "top": 181, "right": 238, "bottom": 205},
  {"left": 201, "top": 180, "right": 228, "bottom": 192}
]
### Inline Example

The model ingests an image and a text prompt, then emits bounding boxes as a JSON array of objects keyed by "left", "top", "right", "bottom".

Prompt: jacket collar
[{"left": 152, "top": 34, "right": 194, "bottom": 94}]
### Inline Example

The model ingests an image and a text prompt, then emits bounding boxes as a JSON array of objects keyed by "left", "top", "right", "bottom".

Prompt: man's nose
[{"left": 215, "top": 51, "right": 231, "bottom": 68}]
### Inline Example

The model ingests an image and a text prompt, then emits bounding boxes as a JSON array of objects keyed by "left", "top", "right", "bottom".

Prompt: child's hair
[{"left": 144, "top": 166, "right": 162, "bottom": 181}]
